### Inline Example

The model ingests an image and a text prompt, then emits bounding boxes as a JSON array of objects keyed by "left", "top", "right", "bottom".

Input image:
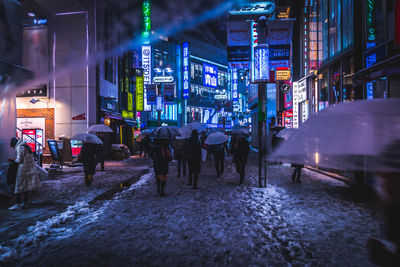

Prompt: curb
[{"left": 305, "top": 166, "right": 353, "bottom": 185}]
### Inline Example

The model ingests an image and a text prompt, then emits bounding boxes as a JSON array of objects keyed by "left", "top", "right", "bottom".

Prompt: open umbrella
[
  {"left": 276, "top": 128, "right": 296, "bottom": 140},
  {"left": 271, "top": 99, "right": 400, "bottom": 172},
  {"left": 72, "top": 133, "right": 103, "bottom": 144},
  {"left": 204, "top": 132, "right": 229, "bottom": 145},
  {"left": 87, "top": 124, "right": 113, "bottom": 133},
  {"left": 179, "top": 122, "right": 207, "bottom": 139},
  {"left": 150, "top": 126, "right": 181, "bottom": 139},
  {"left": 230, "top": 128, "right": 250, "bottom": 138},
  {"left": 141, "top": 129, "right": 153, "bottom": 135}
]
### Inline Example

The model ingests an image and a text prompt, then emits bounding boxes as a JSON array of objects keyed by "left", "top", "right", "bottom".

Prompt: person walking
[
  {"left": 153, "top": 139, "right": 172, "bottom": 196},
  {"left": 291, "top": 163, "right": 304, "bottom": 183},
  {"left": 173, "top": 138, "right": 187, "bottom": 178},
  {"left": 210, "top": 142, "right": 228, "bottom": 177},
  {"left": 231, "top": 137, "right": 250, "bottom": 185},
  {"left": 143, "top": 135, "right": 150, "bottom": 158},
  {"left": 8, "top": 137, "right": 41, "bottom": 210},
  {"left": 78, "top": 141, "right": 98, "bottom": 186},
  {"left": 185, "top": 130, "right": 202, "bottom": 189}
]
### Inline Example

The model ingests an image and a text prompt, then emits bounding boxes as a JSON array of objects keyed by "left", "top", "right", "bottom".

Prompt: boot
[
  {"left": 156, "top": 179, "right": 161, "bottom": 194},
  {"left": 188, "top": 173, "right": 192, "bottom": 186},
  {"left": 160, "top": 181, "right": 166, "bottom": 197},
  {"left": 87, "top": 174, "right": 94, "bottom": 186},
  {"left": 84, "top": 175, "right": 90, "bottom": 186},
  {"left": 193, "top": 173, "right": 198, "bottom": 189}
]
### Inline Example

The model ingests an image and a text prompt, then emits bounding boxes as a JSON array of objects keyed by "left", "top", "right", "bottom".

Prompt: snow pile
[{"left": 0, "top": 245, "right": 16, "bottom": 263}]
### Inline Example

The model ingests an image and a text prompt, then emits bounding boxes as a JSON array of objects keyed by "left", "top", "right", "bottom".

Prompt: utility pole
[{"left": 257, "top": 16, "right": 267, "bottom": 188}]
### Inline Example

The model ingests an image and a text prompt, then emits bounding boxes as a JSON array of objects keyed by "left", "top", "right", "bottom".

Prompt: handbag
[
  {"left": 162, "top": 146, "right": 173, "bottom": 162},
  {"left": 6, "top": 162, "right": 18, "bottom": 186}
]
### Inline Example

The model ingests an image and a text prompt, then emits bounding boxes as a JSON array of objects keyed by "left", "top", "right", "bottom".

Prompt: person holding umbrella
[
  {"left": 210, "top": 142, "right": 228, "bottom": 177},
  {"left": 185, "top": 130, "right": 202, "bottom": 189},
  {"left": 153, "top": 138, "right": 172, "bottom": 196},
  {"left": 231, "top": 136, "right": 250, "bottom": 185},
  {"left": 173, "top": 137, "right": 187, "bottom": 178},
  {"left": 74, "top": 133, "right": 103, "bottom": 186},
  {"left": 87, "top": 124, "right": 113, "bottom": 171}
]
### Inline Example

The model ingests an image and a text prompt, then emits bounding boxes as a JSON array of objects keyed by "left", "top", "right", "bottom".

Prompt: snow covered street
[{"left": 1, "top": 152, "right": 384, "bottom": 266}]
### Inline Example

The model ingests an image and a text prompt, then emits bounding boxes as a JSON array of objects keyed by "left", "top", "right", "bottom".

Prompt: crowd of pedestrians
[{"left": 146, "top": 129, "right": 250, "bottom": 197}]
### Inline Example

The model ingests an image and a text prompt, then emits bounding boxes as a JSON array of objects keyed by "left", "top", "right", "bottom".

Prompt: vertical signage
[
  {"left": 232, "top": 68, "right": 238, "bottom": 101},
  {"left": 141, "top": 45, "right": 152, "bottom": 111},
  {"left": 251, "top": 21, "right": 258, "bottom": 82},
  {"left": 254, "top": 44, "right": 269, "bottom": 82},
  {"left": 146, "top": 84, "right": 157, "bottom": 104},
  {"left": 156, "top": 96, "right": 163, "bottom": 111},
  {"left": 293, "top": 81, "right": 299, "bottom": 128},
  {"left": 182, "top": 42, "right": 189, "bottom": 99},
  {"left": 136, "top": 76, "right": 144, "bottom": 111},
  {"left": 366, "top": 0, "right": 376, "bottom": 49},
  {"left": 142, "top": 0, "right": 151, "bottom": 42},
  {"left": 164, "top": 83, "right": 175, "bottom": 104}
]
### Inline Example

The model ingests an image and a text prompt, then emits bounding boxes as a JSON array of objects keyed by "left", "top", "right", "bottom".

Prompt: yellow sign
[
  {"left": 135, "top": 76, "right": 144, "bottom": 111},
  {"left": 122, "top": 110, "right": 134, "bottom": 119},
  {"left": 127, "top": 92, "right": 133, "bottom": 111},
  {"left": 276, "top": 70, "right": 291, "bottom": 81}
]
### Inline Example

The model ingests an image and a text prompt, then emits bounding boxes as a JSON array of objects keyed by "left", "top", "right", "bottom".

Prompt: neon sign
[
  {"left": 183, "top": 42, "right": 189, "bottom": 98},
  {"left": 142, "top": 0, "right": 151, "bottom": 42},
  {"left": 232, "top": 68, "right": 238, "bottom": 101},
  {"left": 203, "top": 63, "right": 218, "bottom": 88},
  {"left": 366, "top": 0, "right": 376, "bottom": 49}
]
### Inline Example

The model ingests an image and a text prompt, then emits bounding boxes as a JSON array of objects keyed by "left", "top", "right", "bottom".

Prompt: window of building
[
  {"left": 342, "top": 0, "right": 354, "bottom": 50},
  {"left": 104, "top": 58, "right": 114, "bottom": 83},
  {"left": 329, "top": 0, "right": 341, "bottom": 58},
  {"left": 320, "top": 0, "right": 329, "bottom": 61}
]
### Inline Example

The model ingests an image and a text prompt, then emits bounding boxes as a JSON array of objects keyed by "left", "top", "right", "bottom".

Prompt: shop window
[
  {"left": 104, "top": 58, "right": 114, "bottom": 83},
  {"left": 329, "top": 0, "right": 341, "bottom": 58},
  {"left": 320, "top": 0, "right": 329, "bottom": 62}
]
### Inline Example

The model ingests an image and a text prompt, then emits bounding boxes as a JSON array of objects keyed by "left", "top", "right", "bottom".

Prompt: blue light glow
[{"left": 183, "top": 42, "right": 189, "bottom": 99}]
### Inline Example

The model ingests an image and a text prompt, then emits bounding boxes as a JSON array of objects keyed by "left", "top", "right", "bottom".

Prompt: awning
[
  {"left": 353, "top": 54, "right": 400, "bottom": 86},
  {"left": 101, "top": 109, "right": 123, "bottom": 120}
]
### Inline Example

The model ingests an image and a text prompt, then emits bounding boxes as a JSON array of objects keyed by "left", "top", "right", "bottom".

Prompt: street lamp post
[{"left": 257, "top": 16, "right": 268, "bottom": 188}]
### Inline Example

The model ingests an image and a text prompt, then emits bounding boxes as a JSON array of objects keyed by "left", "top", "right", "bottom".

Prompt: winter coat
[
  {"left": 185, "top": 136, "right": 202, "bottom": 172},
  {"left": 173, "top": 139, "right": 186, "bottom": 159},
  {"left": 79, "top": 142, "right": 98, "bottom": 175},
  {"left": 14, "top": 140, "right": 40, "bottom": 194},
  {"left": 153, "top": 144, "right": 171, "bottom": 176},
  {"left": 232, "top": 138, "right": 250, "bottom": 166},
  {"left": 210, "top": 143, "right": 228, "bottom": 158}
]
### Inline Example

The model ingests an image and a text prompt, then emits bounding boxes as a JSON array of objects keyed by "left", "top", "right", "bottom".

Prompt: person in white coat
[{"left": 8, "top": 137, "right": 41, "bottom": 210}]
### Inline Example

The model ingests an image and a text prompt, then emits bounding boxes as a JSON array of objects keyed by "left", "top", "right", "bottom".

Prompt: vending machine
[{"left": 21, "top": 129, "right": 43, "bottom": 153}]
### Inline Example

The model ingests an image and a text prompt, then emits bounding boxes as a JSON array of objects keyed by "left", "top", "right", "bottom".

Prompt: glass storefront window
[
  {"left": 318, "top": 73, "right": 329, "bottom": 110},
  {"left": 321, "top": 0, "right": 329, "bottom": 61},
  {"left": 329, "top": 0, "right": 341, "bottom": 58},
  {"left": 343, "top": 0, "right": 354, "bottom": 50}
]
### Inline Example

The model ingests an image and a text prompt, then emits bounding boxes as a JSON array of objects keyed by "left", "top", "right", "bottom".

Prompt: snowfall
[{"left": 0, "top": 152, "right": 387, "bottom": 266}]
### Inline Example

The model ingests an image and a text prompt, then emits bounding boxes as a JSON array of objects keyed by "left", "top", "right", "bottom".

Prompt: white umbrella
[
  {"left": 179, "top": 122, "right": 207, "bottom": 139},
  {"left": 271, "top": 99, "right": 400, "bottom": 172},
  {"left": 87, "top": 124, "right": 113, "bottom": 133},
  {"left": 276, "top": 128, "right": 296, "bottom": 140},
  {"left": 205, "top": 132, "right": 229, "bottom": 145},
  {"left": 72, "top": 133, "right": 103, "bottom": 144}
]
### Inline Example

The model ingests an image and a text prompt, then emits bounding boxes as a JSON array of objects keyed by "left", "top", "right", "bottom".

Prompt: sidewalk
[{"left": 0, "top": 156, "right": 152, "bottom": 243}]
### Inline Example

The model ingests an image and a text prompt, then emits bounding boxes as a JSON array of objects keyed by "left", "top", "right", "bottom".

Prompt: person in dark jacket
[
  {"left": 153, "top": 139, "right": 172, "bottom": 196},
  {"left": 291, "top": 163, "right": 304, "bottom": 183},
  {"left": 185, "top": 130, "right": 202, "bottom": 189},
  {"left": 143, "top": 135, "right": 150, "bottom": 158},
  {"left": 79, "top": 142, "right": 98, "bottom": 186},
  {"left": 174, "top": 138, "right": 187, "bottom": 178},
  {"left": 231, "top": 137, "right": 250, "bottom": 185},
  {"left": 210, "top": 142, "right": 228, "bottom": 177}
]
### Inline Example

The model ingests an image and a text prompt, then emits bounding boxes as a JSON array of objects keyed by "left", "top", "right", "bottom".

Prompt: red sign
[
  {"left": 285, "top": 110, "right": 293, "bottom": 117},
  {"left": 72, "top": 113, "right": 86, "bottom": 120}
]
